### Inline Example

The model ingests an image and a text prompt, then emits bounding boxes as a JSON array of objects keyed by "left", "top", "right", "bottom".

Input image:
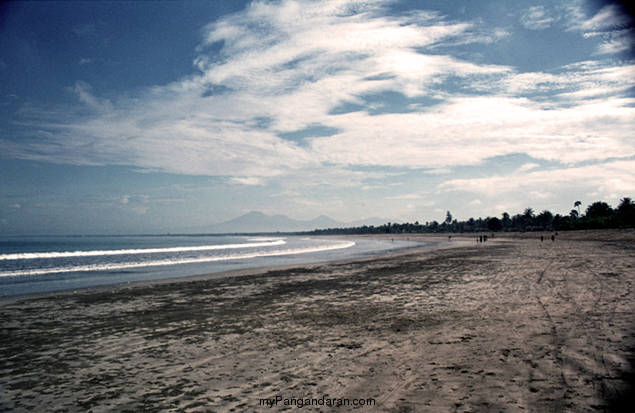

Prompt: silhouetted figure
[
  {"left": 479, "top": 236, "right": 483, "bottom": 242},
  {"left": 541, "top": 236, "right": 544, "bottom": 242},
  {"left": 551, "top": 235, "right": 555, "bottom": 242}
]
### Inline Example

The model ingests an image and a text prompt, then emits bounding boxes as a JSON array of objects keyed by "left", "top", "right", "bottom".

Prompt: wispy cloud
[
  {"left": 572, "top": 4, "right": 632, "bottom": 31},
  {"left": 520, "top": 6, "right": 559, "bottom": 30},
  {"left": 1, "top": 0, "right": 633, "bottom": 209},
  {"left": 565, "top": 0, "right": 634, "bottom": 54},
  {"left": 517, "top": 163, "right": 540, "bottom": 172},
  {"left": 585, "top": 28, "right": 634, "bottom": 54},
  {"left": 439, "top": 159, "right": 635, "bottom": 198}
]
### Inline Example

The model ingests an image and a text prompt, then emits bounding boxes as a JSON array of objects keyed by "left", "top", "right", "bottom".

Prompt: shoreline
[
  {"left": 0, "top": 234, "right": 450, "bottom": 303},
  {"left": 4, "top": 229, "right": 629, "bottom": 302},
  {"left": 1, "top": 229, "right": 634, "bottom": 412}
]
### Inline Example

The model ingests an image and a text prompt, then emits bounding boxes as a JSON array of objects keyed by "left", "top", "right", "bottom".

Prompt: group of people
[{"left": 472, "top": 233, "right": 557, "bottom": 243}]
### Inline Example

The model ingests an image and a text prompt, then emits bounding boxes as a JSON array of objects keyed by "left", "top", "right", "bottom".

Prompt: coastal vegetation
[{"left": 302, "top": 197, "right": 635, "bottom": 235}]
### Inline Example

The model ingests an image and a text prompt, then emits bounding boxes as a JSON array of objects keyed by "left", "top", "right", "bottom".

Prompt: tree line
[{"left": 300, "top": 197, "right": 635, "bottom": 235}]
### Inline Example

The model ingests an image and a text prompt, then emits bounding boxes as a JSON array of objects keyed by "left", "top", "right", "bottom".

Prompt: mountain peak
[
  {"left": 201, "top": 211, "right": 396, "bottom": 234},
  {"left": 208, "top": 211, "right": 341, "bottom": 233},
  {"left": 244, "top": 211, "right": 267, "bottom": 217}
]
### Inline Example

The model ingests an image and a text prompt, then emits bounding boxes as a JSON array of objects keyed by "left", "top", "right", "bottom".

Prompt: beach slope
[{"left": 1, "top": 230, "right": 634, "bottom": 412}]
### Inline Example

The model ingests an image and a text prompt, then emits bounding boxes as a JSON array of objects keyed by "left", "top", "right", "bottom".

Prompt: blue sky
[{"left": 1, "top": 0, "right": 634, "bottom": 235}]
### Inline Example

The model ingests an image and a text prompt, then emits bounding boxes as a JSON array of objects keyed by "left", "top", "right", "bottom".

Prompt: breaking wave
[
  {"left": 0, "top": 241, "right": 355, "bottom": 277},
  {"left": 0, "top": 239, "right": 286, "bottom": 261}
]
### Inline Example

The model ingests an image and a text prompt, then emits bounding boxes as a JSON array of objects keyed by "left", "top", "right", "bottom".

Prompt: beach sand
[{"left": 1, "top": 230, "right": 634, "bottom": 412}]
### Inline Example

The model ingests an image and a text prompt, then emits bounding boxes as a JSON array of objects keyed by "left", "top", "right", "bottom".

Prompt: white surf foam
[
  {"left": 0, "top": 241, "right": 355, "bottom": 277},
  {"left": 0, "top": 239, "right": 286, "bottom": 261}
]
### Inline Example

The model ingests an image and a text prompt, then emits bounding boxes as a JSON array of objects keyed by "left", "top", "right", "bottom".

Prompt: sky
[{"left": 1, "top": 0, "right": 634, "bottom": 235}]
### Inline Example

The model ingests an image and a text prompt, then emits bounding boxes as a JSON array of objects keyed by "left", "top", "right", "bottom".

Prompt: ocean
[{"left": 0, "top": 235, "right": 420, "bottom": 297}]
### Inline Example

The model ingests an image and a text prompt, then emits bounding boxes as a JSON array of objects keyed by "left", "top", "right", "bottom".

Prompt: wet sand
[{"left": 1, "top": 230, "right": 634, "bottom": 412}]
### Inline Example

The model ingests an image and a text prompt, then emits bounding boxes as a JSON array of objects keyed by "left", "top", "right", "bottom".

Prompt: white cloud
[
  {"left": 529, "top": 190, "right": 553, "bottom": 199},
  {"left": 425, "top": 168, "right": 452, "bottom": 175},
  {"left": 520, "top": 6, "right": 558, "bottom": 30},
  {"left": 2, "top": 0, "right": 633, "bottom": 195},
  {"left": 565, "top": 1, "right": 634, "bottom": 54},
  {"left": 599, "top": 178, "right": 635, "bottom": 193},
  {"left": 4, "top": 1, "right": 510, "bottom": 178},
  {"left": 576, "top": 5, "right": 631, "bottom": 32},
  {"left": 439, "top": 159, "right": 635, "bottom": 200},
  {"left": 517, "top": 163, "right": 540, "bottom": 172},
  {"left": 115, "top": 195, "right": 150, "bottom": 215},
  {"left": 384, "top": 193, "right": 425, "bottom": 200},
  {"left": 230, "top": 176, "right": 267, "bottom": 186},
  {"left": 71, "top": 81, "right": 112, "bottom": 112},
  {"left": 309, "top": 89, "right": 634, "bottom": 167},
  {"left": 590, "top": 29, "right": 634, "bottom": 54}
]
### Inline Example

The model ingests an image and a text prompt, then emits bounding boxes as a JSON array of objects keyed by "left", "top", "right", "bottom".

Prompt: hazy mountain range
[{"left": 191, "top": 211, "right": 394, "bottom": 234}]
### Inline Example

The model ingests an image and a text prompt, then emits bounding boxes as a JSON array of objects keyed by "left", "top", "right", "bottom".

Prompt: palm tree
[
  {"left": 617, "top": 197, "right": 634, "bottom": 212},
  {"left": 523, "top": 207, "right": 534, "bottom": 217},
  {"left": 616, "top": 198, "right": 635, "bottom": 226},
  {"left": 501, "top": 212, "right": 511, "bottom": 229},
  {"left": 585, "top": 201, "right": 613, "bottom": 219},
  {"left": 523, "top": 207, "right": 535, "bottom": 228},
  {"left": 574, "top": 201, "right": 581, "bottom": 216},
  {"left": 536, "top": 210, "right": 554, "bottom": 228},
  {"left": 487, "top": 217, "right": 502, "bottom": 232}
]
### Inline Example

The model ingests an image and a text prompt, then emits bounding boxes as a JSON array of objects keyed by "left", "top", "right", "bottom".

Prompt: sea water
[{"left": 0, "top": 235, "right": 419, "bottom": 297}]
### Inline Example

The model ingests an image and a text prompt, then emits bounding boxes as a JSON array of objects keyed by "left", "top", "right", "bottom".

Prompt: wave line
[
  {"left": 0, "top": 240, "right": 286, "bottom": 261},
  {"left": 0, "top": 241, "right": 355, "bottom": 277}
]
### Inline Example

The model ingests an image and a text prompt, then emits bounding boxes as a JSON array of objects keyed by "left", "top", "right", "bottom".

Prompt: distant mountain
[{"left": 203, "top": 211, "right": 393, "bottom": 234}]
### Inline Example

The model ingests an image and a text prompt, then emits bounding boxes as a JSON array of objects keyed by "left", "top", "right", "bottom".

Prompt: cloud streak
[
  {"left": 521, "top": 6, "right": 559, "bottom": 30},
  {"left": 439, "top": 159, "right": 635, "bottom": 201},
  {"left": 1, "top": 0, "right": 633, "bottom": 208},
  {"left": 565, "top": 0, "right": 634, "bottom": 55}
]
